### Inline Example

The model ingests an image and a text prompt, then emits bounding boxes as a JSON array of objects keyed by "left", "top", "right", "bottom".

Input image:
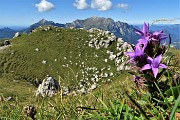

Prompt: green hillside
[
  {"left": 0, "top": 26, "right": 127, "bottom": 89},
  {"left": 0, "top": 26, "right": 180, "bottom": 119}
]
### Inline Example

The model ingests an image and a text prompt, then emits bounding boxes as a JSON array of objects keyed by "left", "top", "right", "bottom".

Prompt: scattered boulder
[
  {"left": 89, "top": 83, "right": 97, "bottom": 90},
  {"left": 36, "top": 76, "right": 60, "bottom": 97},
  {"left": 4, "top": 40, "right": 10, "bottom": 46},
  {"left": 42, "top": 60, "right": 47, "bottom": 64},
  {"left": 41, "top": 26, "right": 52, "bottom": 31},
  {"left": 35, "top": 48, "right": 39, "bottom": 51},
  {"left": 13, "top": 32, "right": 21, "bottom": 38},
  {"left": 6, "top": 97, "right": 14, "bottom": 101}
]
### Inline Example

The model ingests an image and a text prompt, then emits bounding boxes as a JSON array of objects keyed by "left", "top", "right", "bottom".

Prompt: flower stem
[
  {"left": 153, "top": 81, "right": 170, "bottom": 109},
  {"left": 170, "top": 93, "right": 180, "bottom": 120}
]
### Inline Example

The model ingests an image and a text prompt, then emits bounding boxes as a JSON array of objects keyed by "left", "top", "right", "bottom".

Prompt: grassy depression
[{"left": 0, "top": 26, "right": 119, "bottom": 89}]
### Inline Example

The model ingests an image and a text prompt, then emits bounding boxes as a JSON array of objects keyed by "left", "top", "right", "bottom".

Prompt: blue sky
[{"left": 0, "top": 0, "right": 179, "bottom": 26}]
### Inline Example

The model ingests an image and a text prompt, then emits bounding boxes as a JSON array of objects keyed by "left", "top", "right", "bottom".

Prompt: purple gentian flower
[
  {"left": 152, "top": 30, "right": 167, "bottom": 41},
  {"left": 137, "top": 37, "right": 148, "bottom": 49},
  {"left": 135, "top": 22, "right": 152, "bottom": 39},
  {"left": 141, "top": 54, "right": 167, "bottom": 78},
  {"left": 125, "top": 44, "right": 145, "bottom": 62}
]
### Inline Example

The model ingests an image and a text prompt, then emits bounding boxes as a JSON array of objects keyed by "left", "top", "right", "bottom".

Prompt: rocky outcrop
[
  {"left": 88, "top": 28, "right": 116, "bottom": 49},
  {"left": 87, "top": 28, "right": 133, "bottom": 71},
  {"left": 36, "top": 76, "right": 60, "bottom": 97},
  {"left": 4, "top": 40, "right": 10, "bottom": 46}
]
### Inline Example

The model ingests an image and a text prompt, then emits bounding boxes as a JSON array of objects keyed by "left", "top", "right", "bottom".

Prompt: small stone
[
  {"left": 42, "top": 60, "right": 47, "bottom": 64},
  {"left": 90, "top": 84, "right": 97, "bottom": 90},
  {"left": 35, "top": 48, "right": 39, "bottom": 51},
  {"left": 104, "top": 59, "right": 108, "bottom": 63},
  {"left": 7, "top": 97, "right": 14, "bottom": 101},
  {"left": 13, "top": 32, "right": 21, "bottom": 38}
]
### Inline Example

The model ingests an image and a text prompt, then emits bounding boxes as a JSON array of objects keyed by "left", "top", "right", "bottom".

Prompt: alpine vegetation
[
  {"left": 0, "top": 24, "right": 179, "bottom": 119},
  {"left": 125, "top": 22, "right": 167, "bottom": 78},
  {"left": 0, "top": 26, "right": 132, "bottom": 96},
  {"left": 124, "top": 23, "right": 180, "bottom": 119}
]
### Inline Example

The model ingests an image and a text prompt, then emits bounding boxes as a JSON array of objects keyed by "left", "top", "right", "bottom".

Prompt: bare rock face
[{"left": 36, "top": 76, "right": 60, "bottom": 97}]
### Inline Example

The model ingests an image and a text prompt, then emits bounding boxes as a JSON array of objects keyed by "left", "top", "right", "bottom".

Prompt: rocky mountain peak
[
  {"left": 39, "top": 19, "right": 48, "bottom": 24},
  {"left": 1, "top": 27, "right": 13, "bottom": 31},
  {"left": 37, "top": 19, "right": 54, "bottom": 25},
  {"left": 21, "top": 19, "right": 65, "bottom": 33}
]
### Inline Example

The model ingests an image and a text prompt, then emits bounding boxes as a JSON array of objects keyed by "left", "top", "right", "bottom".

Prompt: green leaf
[
  {"left": 170, "top": 94, "right": 180, "bottom": 120},
  {"left": 165, "top": 86, "right": 180, "bottom": 99}
]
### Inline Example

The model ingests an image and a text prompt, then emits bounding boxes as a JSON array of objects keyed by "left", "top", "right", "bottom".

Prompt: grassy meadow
[{"left": 0, "top": 26, "right": 179, "bottom": 119}]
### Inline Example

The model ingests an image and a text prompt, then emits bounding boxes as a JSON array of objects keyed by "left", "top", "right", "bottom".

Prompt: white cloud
[
  {"left": 152, "top": 18, "right": 180, "bottom": 24},
  {"left": 73, "top": 0, "right": 88, "bottom": 9},
  {"left": 91, "top": 0, "right": 112, "bottom": 11},
  {"left": 117, "top": 4, "right": 129, "bottom": 9},
  {"left": 35, "top": 0, "right": 54, "bottom": 12}
]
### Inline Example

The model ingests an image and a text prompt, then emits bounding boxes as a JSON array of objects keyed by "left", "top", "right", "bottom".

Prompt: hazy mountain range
[
  {"left": 0, "top": 27, "right": 17, "bottom": 38},
  {"left": 0, "top": 17, "right": 179, "bottom": 47}
]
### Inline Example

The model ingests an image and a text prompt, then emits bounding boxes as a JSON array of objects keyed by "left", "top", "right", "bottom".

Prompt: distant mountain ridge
[
  {"left": 65, "top": 17, "right": 140, "bottom": 43},
  {"left": 0, "top": 17, "right": 179, "bottom": 46},
  {"left": 21, "top": 17, "right": 140, "bottom": 43},
  {"left": 0, "top": 27, "right": 17, "bottom": 38},
  {"left": 0, "top": 17, "right": 140, "bottom": 43},
  {"left": 21, "top": 19, "right": 65, "bottom": 34}
]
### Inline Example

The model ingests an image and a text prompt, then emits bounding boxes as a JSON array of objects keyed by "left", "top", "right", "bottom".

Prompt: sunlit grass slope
[{"left": 0, "top": 26, "right": 118, "bottom": 88}]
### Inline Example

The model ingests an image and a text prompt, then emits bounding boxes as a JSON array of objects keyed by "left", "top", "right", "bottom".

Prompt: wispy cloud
[
  {"left": 152, "top": 18, "right": 180, "bottom": 24},
  {"left": 116, "top": 3, "right": 131, "bottom": 13},
  {"left": 91, "top": 0, "right": 112, "bottom": 11},
  {"left": 73, "top": 0, "right": 131, "bottom": 12},
  {"left": 116, "top": 4, "right": 129, "bottom": 9},
  {"left": 35, "top": 0, "right": 54, "bottom": 12},
  {"left": 73, "top": 0, "right": 88, "bottom": 9}
]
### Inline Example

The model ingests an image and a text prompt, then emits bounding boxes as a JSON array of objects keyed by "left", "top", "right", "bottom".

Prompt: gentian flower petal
[
  {"left": 152, "top": 30, "right": 167, "bottom": 41},
  {"left": 154, "top": 54, "right": 162, "bottom": 65},
  {"left": 141, "top": 64, "right": 151, "bottom": 70},
  {"left": 135, "top": 22, "right": 150, "bottom": 37},
  {"left": 152, "top": 68, "right": 159, "bottom": 78},
  {"left": 142, "top": 22, "right": 149, "bottom": 34},
  {"left": 147, "top": 56, "right": 153, "bottom": 63},
  {"left": 125, "top": 52, "right": 135, "bottom": 57},
  {"left": 137, "top": 37, "right": 148, "bottom": 50},
  {"left": 159, "top": 63, "right": 167, "bottom": 69}
]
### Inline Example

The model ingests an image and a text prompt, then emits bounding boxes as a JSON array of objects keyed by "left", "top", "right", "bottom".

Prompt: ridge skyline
[{"left": 1, "top": 16, "right": 179, "bottom": 29}]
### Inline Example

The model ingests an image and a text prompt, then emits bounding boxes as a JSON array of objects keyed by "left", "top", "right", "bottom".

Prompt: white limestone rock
[
  {"left": 13, "top": 32, "right": 21, "bottom": 38},
  {"left": 36, "top": 76, "right": 60, "bottom": 97}
]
